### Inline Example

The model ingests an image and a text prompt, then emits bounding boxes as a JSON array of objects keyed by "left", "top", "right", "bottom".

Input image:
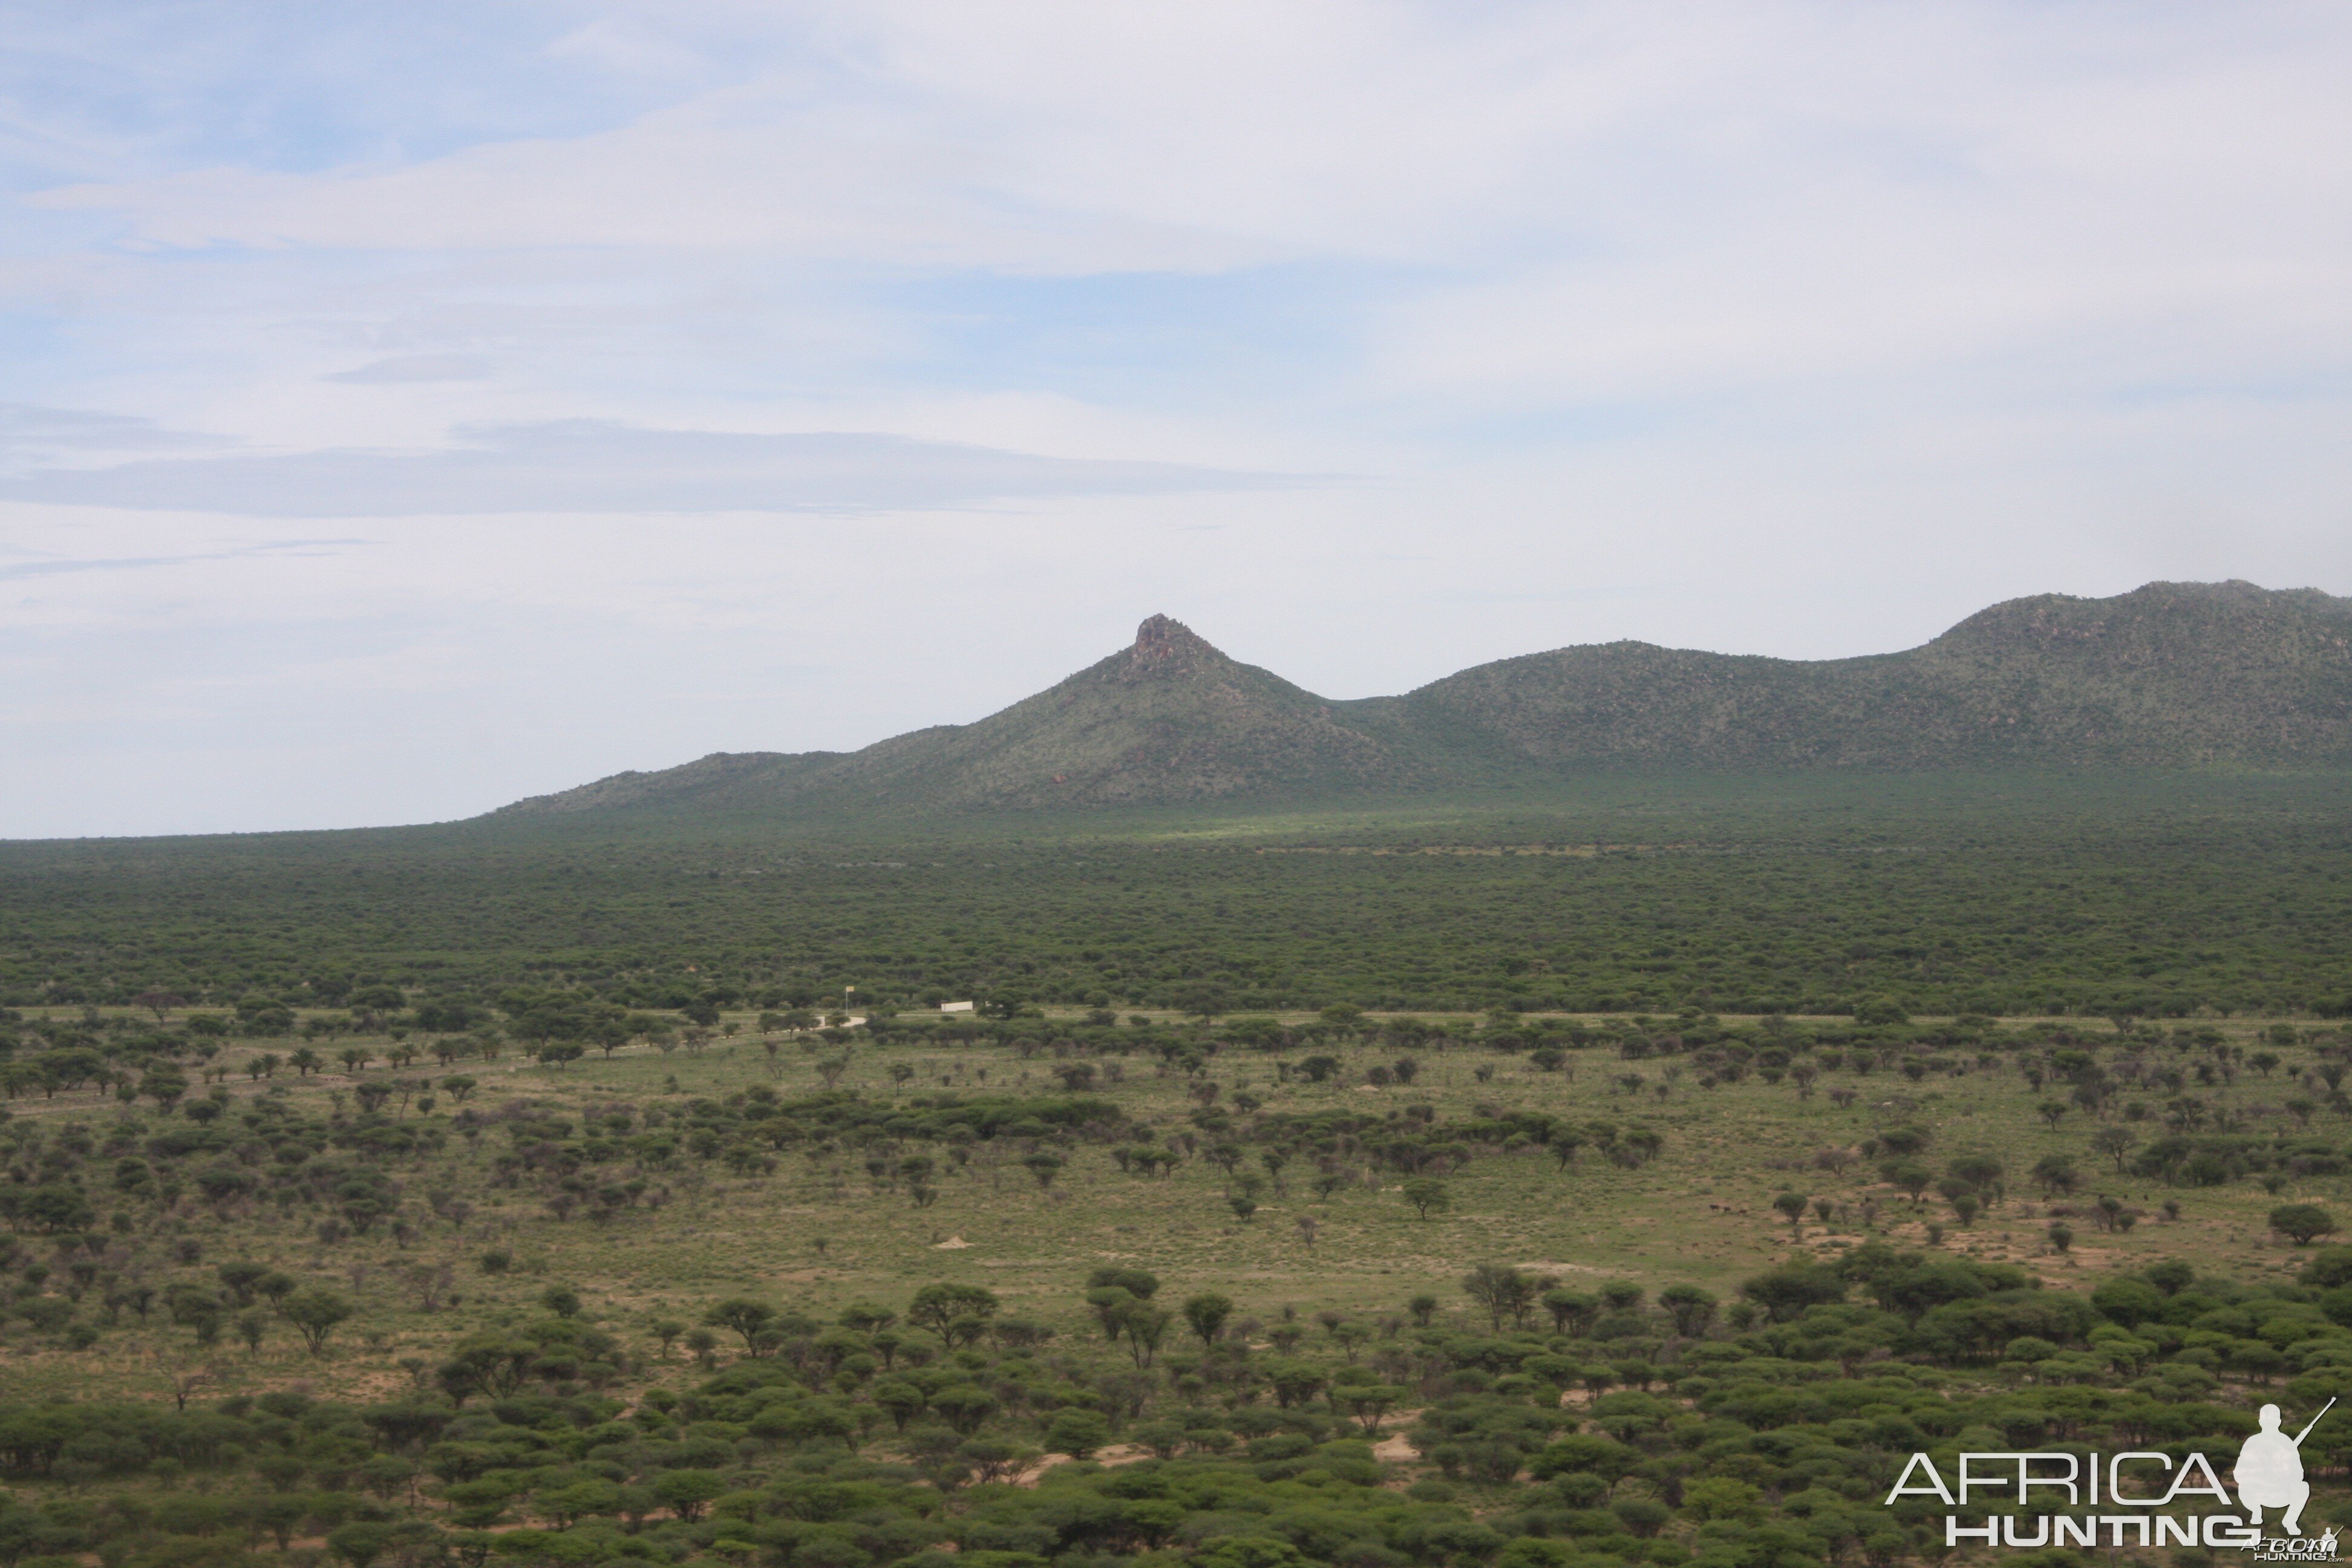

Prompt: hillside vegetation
[
  {"left": 1393, "top": 580, "right": 2352, "bottom": 773},
  {"left": 499, "top": 581, "right": 2352, "bottom": 820}
]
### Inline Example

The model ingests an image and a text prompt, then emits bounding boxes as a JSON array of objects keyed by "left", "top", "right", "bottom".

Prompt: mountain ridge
[{"left": 495, "top": 580, "right": 2352, "bottom": 818}]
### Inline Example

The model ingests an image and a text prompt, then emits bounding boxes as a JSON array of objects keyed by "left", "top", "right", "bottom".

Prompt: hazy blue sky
[{"left": 5, "top": 1, "right": 2350, "bottom": 836}]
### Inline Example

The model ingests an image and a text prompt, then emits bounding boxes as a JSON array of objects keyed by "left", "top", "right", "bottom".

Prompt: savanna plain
[{"left": 4, "top": 772, "right": 2352, "bottom": 1568}]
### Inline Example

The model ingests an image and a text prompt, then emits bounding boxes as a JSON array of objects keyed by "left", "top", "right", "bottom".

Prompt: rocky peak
[{"left": 1121, "top": 614, "right": 1223, "bottom": 679}]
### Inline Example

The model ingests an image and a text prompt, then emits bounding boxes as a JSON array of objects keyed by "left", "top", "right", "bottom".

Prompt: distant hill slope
[
  {"left": 1399, "top": 580, "right": 2352, "bottom": 769},
  {"left": 495, "top": 581, "right": 2352, "bottom": 818},
  {"left": 498, "top": 615, "right": 1439, "bottom": 817}
]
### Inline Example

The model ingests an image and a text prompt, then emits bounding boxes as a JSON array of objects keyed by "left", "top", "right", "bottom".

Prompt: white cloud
[
  {"left": 0, "top": 403, "right": 227, "bottom": 467},
  {"left": 0, "top": 537, "right": 362, "bottom": 581},
  {"left": 320, "top": 354, "right": 491, "bottom": 384},
  {"left": 0, "top": 419, "right": 1296, "bottom": 515}
]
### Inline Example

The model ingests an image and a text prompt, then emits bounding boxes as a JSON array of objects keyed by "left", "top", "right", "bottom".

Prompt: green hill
[
  {"left": 499, "top": 613, "right": 1442, "bottom": 817},
  {"left": 1400, "top": 578, "right": 2352, "bottom": 769},
  {"left": 498, "top": 580, "right": 2352, "bottom": 819}
]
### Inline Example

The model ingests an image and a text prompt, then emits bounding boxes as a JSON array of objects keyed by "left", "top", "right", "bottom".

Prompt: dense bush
[
  {"left": 0, "top": 1249, "right": 2344, "bottom": 1568},
  {"left": 6, "top": 771, "right": 2352, "bottom": 1018}
]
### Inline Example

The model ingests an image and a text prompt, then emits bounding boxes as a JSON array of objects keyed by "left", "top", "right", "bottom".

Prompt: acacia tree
[
  {"left": 281, "top": 1289, "right": 353, "bottom": 1356},
  {"left": 1334, "top": 1377, "right": 1406, "bottom": 1436},
  {"left": 1116, "top": 1302, "right": 1172, "bottom": 1367},
  {"left": 932, "top": 1385, "right": 998, "bottom": 1435},
  {"left": 2031, "top": 1154, "right": 2080, "bottom": 1196},
  {"left": 908, "top": 1282, "right": 999, "bottom": 1347},
  {"left": 1462, "top": 1263, "right": 1538, "bottom": 1331},
  {"left": 703, "top": 1298, "right": 777, "bottom": 1354},
  {"left": 1181, "top": 1292, "right": 1232, "bottom": 1348},
  {"left": 1887, "top": 1163, "right": 1932, "bottom": 1206},
  {"left": 1658, "top": 1284, "right": 1718, "bottom": 1337},
  {"left": 1739, "top": 1263, "right": 1846, "bottom": 1323},
  {"left": 1402, "top": 1177, "right": 1449, "bottom": 1220},
  {"left": 872, "top": 1380, "right": 926, "bottom": 1431},
  {"left": 135, "top": 989, "right": 185, "bottom": 1022},
  {"left": 1541, "top": 1288, "right": 1597, "bottom": 1336}
]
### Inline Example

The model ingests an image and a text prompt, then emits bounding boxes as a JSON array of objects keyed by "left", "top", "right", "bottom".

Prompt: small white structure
[{"left": 940, "top": 1001, "right": 976, "bottom": 1014}]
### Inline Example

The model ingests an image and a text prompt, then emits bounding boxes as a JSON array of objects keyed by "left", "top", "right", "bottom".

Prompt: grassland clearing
[{"left": 4, "top": 1004, "right": 2338, "bottom": 1407}]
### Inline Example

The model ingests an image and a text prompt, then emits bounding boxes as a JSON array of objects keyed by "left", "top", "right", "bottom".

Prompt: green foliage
[
  {"left": 8, "top": 771, "right": 2352, "bottom": 1019},
  {"left": 0, "top": 1246, "right": 2335, "bottom": 1568},
  {"left": 1739, "top": 1263, "right": 1847, "bottom": 1322},
  {"left": 2273, "top": 1203, "right": 2339, "bottom": 1246},
  {"left": 1181, "top": 1292, "right": 1233, "bottom": 1347},
  {"left": 2, "top": 787, "right": 2350, "bottom": 1568},
  {"left": 1040, "top": 1408, "right": 1109, "bottom": 1458},
  {"left": 907, "top": 1284, "right": 999, "bottom": 1347},
  {"left": 280, "top": 1289, "right": 353, "bottom": 1355},
  {"left": 1400, "top": 1177, "right": 1449, "bottom": 1220}
]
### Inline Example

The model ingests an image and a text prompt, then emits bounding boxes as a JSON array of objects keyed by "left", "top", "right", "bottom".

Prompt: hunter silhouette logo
[
  {"left": 1884, "top": 1397, "right": 2341, "bottom": 1553},
  {"left": 2238, "top": 1399, "right": 2331, "bottom": 1537}
]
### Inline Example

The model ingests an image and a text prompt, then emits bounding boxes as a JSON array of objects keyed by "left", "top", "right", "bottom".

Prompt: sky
[{"left": 5, "top": 1, "right": 2351, "bottom": 838}]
